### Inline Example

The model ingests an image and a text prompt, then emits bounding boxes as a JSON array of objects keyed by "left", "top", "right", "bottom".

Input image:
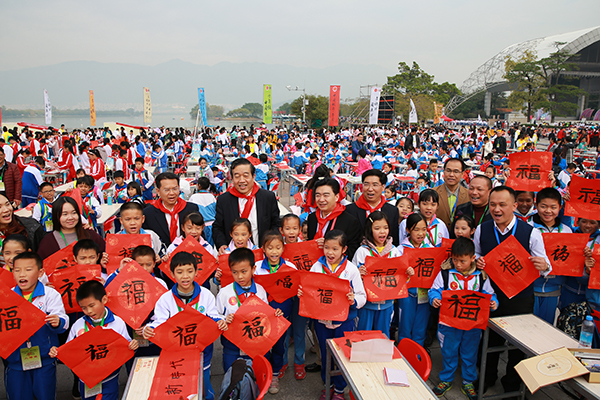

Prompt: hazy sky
[{"left": 2, "top": 0, "right": 600, "bottom": 88}]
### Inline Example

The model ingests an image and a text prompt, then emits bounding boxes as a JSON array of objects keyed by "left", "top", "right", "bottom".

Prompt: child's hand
[
  {"left": 48, "top": 346, "right": 58, "bottom": 358},
  {"left": 490, "top": 300, "right": 498, "bottom": 311},
  {"left": 359, "top": 265, "right": 367, "bottom": 276},
  {"left": 297, "top": 287, "right": 303, "bottom": 297},
  {"left": 155, "top": 254, "right": 162, "bottom": 264},
  {"left": 432, "top": 298, "right": 441, "bottom": 308},
  {"left": 215, "top": 268, "right": 222, "bottom": 281},
  {"left": 584, "top": 246, "right": 593, "bottom": 258},
  {"left": 134, "top": 327, "right": 144, "bottom": 336},
  {"left": 585, "top": 255, "right": 595, "bottom": 275},
  {"left": 95, "top": 276, "right": 105, "bottom": 285},
  {"left": 347, "top": 291, "right": 355, "bottom": 304},
  {"left": 530, "top": 257, "right": 549, "bottom": 272},
  {"left": 275, "top": 308, "right": 283, "bottom": 317},
  {"left": 120, "top": 257, "right": 133, "bottom": 269},
  {"left": 316, "top": 238, "right": 324, "bottom": 248},
  {"left": 217, "top": 320, "right": 228, "bottom": 331},
  {"left": 218, "top": 245, "right": 228, "bottom": 255},
  {"left": 100, "top": 252, "right": 109, "bottom": 269},
  {"left": 129, "top": 339, "right": 139, "bottom": 351},
  {"left": 476, "top": 257, "right": 486, "bottom": 270},
  {"left": 89, "top": 209, "right": 95, "bottom": 215},
  {"left": 46, "top": 314, "right": 60, "bottom": 328},
  {"left": 225, "top": 314, "right": 235, "bottom": 324},
  {"left": 406, "top": 267, "right": 415, "bottom": 277},
  {"left": 143, "top": 326, "right": 155, "bottom": 339},
  {"left": 563, "top": 189, "right": 571, "bottom": 202}
]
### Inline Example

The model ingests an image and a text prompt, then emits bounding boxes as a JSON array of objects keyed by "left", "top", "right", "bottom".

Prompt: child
[
  {"left": 301, "top": 220, "right": 309, "bottom": 242},
  {"left": 384, "top": 184, "right": 398, "bottom": 206},
  {"left": 126, "top": 181, "right": 145, "bottom": 206},
  {"left": 21, "top": 156, "right": 45, "bottom": 207},
  {"left": 73, "top": 239, "right": 108, "bottom": 279},
  {"left": 400, "top": 189, "right": 448, "bottom": 246},
  {"left": 118, "top": 202, "right": 164, "bottom": 257},
  {"left": 133, "top": 157, "right": 155, "bottom": 201},
  {"left": 352, "top": 212, "right": 413, "bottom": 338},
  {"left": 50, "top": 280, "right": 139, "bottom": 400},
  {"left": 112, "top": 170, "right": 128, "bottom": 204},
  {"left": 396, "top": 196, "right": 414, "bottom": 221},
  {"left": 77, "top": 175, "right": 103, "bottom": 231},
  {"left": 426, "top": 159, "right": 442, "bottom": 187},
  {"left": 280, "top": 213, "right": 302, "bottom": 244},
  {"left": 256, "top": 154, "right": 270, "bottom": 189},
  {"left": 223, "top": 218, "right": 257, "bottom": 254},
  {"left": 195, "top": 157, "right": 215, "bottom": 182},
  {"left": 514, "top": 191, "right": 536, "bottom": 223},
  {"left": 429, "top": 238, "right": 498, "bottom": 399},
  {"left": 151, "top": 144, "right": 168, "bottom": 174},
  {"left": 188, "top": 177, "right": 217, "bottom": 245},
  {"left": 254, "top": 230, "right": 298, "bottom": 393},
  {"left": 355, "top": 149, "right": 373, "bottom": 176},
  {"left": 6, "top": 252, "right": 68, "bottom": 400},
  {"left": 144, "top": 252, "right": 226, "bottom": 400},
  {"left": 2, "top": 234, "right": 31, "bottom": 272},
  {"left": 32, "top": 182, "right": 55, "bottom": 232},
  {"left": 453, "top": 214, "right": 477, "bottom": 239}
]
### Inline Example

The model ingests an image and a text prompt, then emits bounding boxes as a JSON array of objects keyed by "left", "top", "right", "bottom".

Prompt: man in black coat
[
  {"left": 213, "top": 158, "right": 280, "bottom": 253},
  {"left": 493, "top": 130, "right": 507, "bottom": 154},
  {"left": 451, "top": 175, "right": 493, "bottom": 236},
  {"left": 404, "top": 129, "right": 420, "bottom": 152},
  {"left": 345, "top": 169, "right": 400, "bottom": 245}
]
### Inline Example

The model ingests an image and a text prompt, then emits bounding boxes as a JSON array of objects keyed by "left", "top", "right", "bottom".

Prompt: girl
[
  {"left": 1, "top": 234, "right": 44, "bottom": 284},
  {"left": 299, "top": 230, "right": 365, "bottom": 400},
  {"left": 127, "top": 181, "right": 145, "bottom": 206},
  {"left": 215, "top": 218, "right": 257, "bottom": 283},
  {"left": 89, "top": 149, "right": 106, "bottom": 183},
  {"left": 254, "top": 230, "right": 297, "bottom": 394},
  {"left": 384, "top": 184, "right": 398, "bottom": 206},
  {"left": 396, "top": 197, "right": 414, "bottom": 221},
  {"left": 453, "top": 214, "right": 477, "bottom": 239},
  {"left": 399, "top": 189, "right": 448, "bottom": 246},
  {"left": 352, "top": 212, "right": 413, "bottom": 338},
  {"left": 166, "top": 212, "right": 216, "bottom": 257},
  {"left": 398, "top": 213, "right": 433, "bottom": 346}
]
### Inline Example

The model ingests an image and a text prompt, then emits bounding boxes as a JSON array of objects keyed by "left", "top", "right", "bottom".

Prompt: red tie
[{"left": 456, "top": 274, "right": 475, "bottom": 283}]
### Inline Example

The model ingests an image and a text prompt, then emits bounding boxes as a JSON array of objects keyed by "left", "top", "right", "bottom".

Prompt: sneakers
[
  {"left": 269, "top": 376, "right": 280, "bottom": 394},
  {"left": 433, "top": 381, "right": 453, "bottom": 397},
  {"left": 331, "top": 392, "right": 345, "bottom": 400},
  {"left": 319, "top": 389, "right": 332, "bottom": 400},
  {"left": 461, "top": 383, "right": 477, "bottom": 400},
  {"left": 294, "top": 363, "right": 306, "bottom": 380}
]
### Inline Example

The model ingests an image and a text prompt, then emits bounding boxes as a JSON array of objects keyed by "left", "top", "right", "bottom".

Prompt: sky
[{"left": 1, "top": 0, "right": 600, "bottom": 93}]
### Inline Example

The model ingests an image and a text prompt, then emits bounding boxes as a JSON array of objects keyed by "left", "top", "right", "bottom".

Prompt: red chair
[
  {"left": 397, "top": 338, "right": 431, "bottom": 381},
  {"left": 103, "top": 216, "right": 116, "bottom": 233},
  {"left": 253, "top": 355, "right": 272, "bottom": 400}
]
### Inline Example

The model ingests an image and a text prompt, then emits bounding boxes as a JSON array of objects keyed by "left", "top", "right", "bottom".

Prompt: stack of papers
[{"left": 383, "top": 367, "right": 410, "bottom": 387}]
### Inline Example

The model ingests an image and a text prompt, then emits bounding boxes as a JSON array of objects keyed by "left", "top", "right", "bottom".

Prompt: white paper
[
  {"left": 350, "top": 338, "right": 394, "bottom": 363},
  {"left": 384, "top": 367, "right": 410, "bottom": 387}
]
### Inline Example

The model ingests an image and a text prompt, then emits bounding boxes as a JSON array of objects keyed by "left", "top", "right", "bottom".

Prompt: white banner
[
  {"left": 369, "top": 87, "right": 381, "bottom": 125},
  {"left": 409, "top": 99, "right": 418, "bottom": 124},
  {"left": 44, "top": 89, "right": 52, "bottom": 125}
]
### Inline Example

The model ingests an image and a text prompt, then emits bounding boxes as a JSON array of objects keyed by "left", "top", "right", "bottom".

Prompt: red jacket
[{"left": 0, "top": 162, "right": 22, "bottom": 203}]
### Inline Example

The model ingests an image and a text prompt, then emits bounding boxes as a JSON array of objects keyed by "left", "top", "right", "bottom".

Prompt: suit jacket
[
  {"left": 213, "top": 188, "right": 280, "bottom": 249},
  {"left": 434, "top": 183, "right": 469, "bottom": 229},
  {"left": 450, "top": 201, "right": 492, "bottom": 238},
  {"left": 143, "top": 202, "right": 200, "bottom": 247},
  {"left": 307, "top": 210, "right": 362, "bottom": 260},
  {"left": 345, "top": 202, "right": 400, "bottom": 246}
]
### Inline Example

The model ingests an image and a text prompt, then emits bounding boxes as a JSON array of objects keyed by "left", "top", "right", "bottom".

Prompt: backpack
[
  {"left": 556, "top": 301, "right": 590, "bottom": 340},
  {"left": 218, "top": 359, "right": 258, "bottom": 400}
]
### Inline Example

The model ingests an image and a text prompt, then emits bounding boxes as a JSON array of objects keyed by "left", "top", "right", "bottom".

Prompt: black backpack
[{"left": 218, "top": 359, "right": 258, "bottom": 400}]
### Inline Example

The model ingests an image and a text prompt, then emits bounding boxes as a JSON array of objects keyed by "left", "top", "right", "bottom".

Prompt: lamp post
[{"left": 286, "top": 85, "right": 307, "bottom": 125}]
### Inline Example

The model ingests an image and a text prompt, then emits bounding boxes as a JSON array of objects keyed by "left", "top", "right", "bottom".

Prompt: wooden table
[
  {"left": 325, "top": 339, "right": 436, "bottom": 400},
  {"left": 54, "top": 181, "right": 76, "bottom": 194},
  {"left": 98, "top": 203, "right": 121, "bottom": 226}
]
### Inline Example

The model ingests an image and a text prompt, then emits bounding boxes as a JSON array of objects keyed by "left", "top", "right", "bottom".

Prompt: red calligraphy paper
[
  {"left": 542, "top": 233, "right": 587, "bottom": 277},
  {"left": 105, "top": 233, "right": 152, "bottom": 275},
  {"left": 565, "top": 175, "right": 600, "bottom": 220},
  {"left": 439, "top": 290, "right": 492, "bottom": 331},
  {"left": 148, "top": 349, "right": 201, "bottom": 400},
  {"left": 223, "top": 296, "right": 290, "bottom": 358},
  {"left": 64, "top": 188, "right": 85, "bottom": 218},
  {"left": 298, "top": 271, "right": 350, "bottom": 321},
  {"left": 49, "top": 264, "right": 102, "bottom": 313},
  {"left": 105, "top": 261, "right": 167, "bottom": 329},
  {"left": 442, "top": 238, "right": 455, "bottom": 260},
  {"left": 505, "top": 152, "right": 552, "bottom": 192},
  {"left": 483, "top": 235, "right": 539, "bottom": 299},
  {"left": 151, "top": 307, "right": 222, "bottom": 352},
  {"left": 0, "top": 267, "right": 16, "bottom": 288},
  {"left": 588, "top": 246, "right": 600, "bottom": 289},
  {"left": 218, "top": 249, "right": 264, "bottom": 287},
  {"left": 333, "top": 331, "right": 402, "bottom": 359},
  {"left": 56, "top": 326, "right": 134, "bottom": 388},
  {"left": 363, "top": 256, "right": 408, "bottom": 302},
  {"left": 282, "top": 240, "right": 324, "bottom": 271},
  {"left": 254, "top": 268, "right": 299, "bottom": 303},
  {"left": 42, "top": 242, "right": 76, "bottom": 276},
  {"left": 0, "top": 287, "right": 47, "bottom": 358},
  {"left": 158, "top": 236, "right": 218, "bottom": 286},
  {"left": 404, "top": 247, "right": 447, "bottom": 289}
]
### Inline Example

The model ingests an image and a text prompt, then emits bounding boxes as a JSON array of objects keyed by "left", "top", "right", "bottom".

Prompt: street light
[{"left": 286, "top": 85, "right": 307, "bottom": 125}]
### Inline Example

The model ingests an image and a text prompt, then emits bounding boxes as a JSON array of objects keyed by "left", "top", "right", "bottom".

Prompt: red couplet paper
[
  {"left": 57, "top": 326, "right": 134, "bottom": 388},
  {"left": 439, "top": 290, "right": 492, "bottom": 331},
  {"left": 0, "top": 267, "right": 16, "bottom": 288},
  {"left": 542, "top": 233, "right": 587, "bottom": 277},
  {"left": 49, "top": 264, "right": 102, "bottom": 313},
  {"left": 159, "top": 236, "right": 218, "bottom": 286},
  {"left": 151, "top": 307, "right": 222, "bottom": 352},
  {"left": 333, "top": 331, "right": 402, "bottom": 359},
  {"left": 442, "top": 238, "right": 455, "bottom": 260},
  {"left": 64, "top": 188, "right": 85, "bottom": 218},
  {"left": 282, "top": 240, "right": 324, "bottom": 272},
  {"left": 483, "top": 235, "right": 539, "bottom": 299},
  {"left": 404, "top": 247, "right": 447, "bottom": 289},
  {"left": 254, "top": 268, "right": 300, "bottom": 303},
  {"left": 105, "top": 261, "right": 167, "bottom": 329},
  {"left": 298, "top": 271, "right": 351, "bottom": 321},
  {"left": 105, "top": 233, "right": 152, "bottom": 275},
  {"left": 148, "top": 349, "right": 201, "bottom": 400},
  {"left": 588, "top": 246, "right": 600, "bottom": 290},
  {"left": 0, "top": 287, "right": 47, "bottom": 358},
  {"left": 223, "top": 296, "right": 290, "bottom": 358},
  {"left": 363, "top": 256, "right": 408, "bottom": 302},
  {"left": 218, "top": 249, "right": 264, "bottom": 287},
  {"left": 565, "top": 175, "right": 600, "bottom": 220},
  {"left": 43, "top": 242, "right": 76, "bottom": 276},
  {"left": 505, "top": 151, "right": 552, "bottom": 192}
]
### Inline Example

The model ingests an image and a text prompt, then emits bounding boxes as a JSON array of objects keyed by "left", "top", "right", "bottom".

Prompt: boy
[
  {"left": 557, "top": 162, "right": 576, "bottom": 189},
  {"left": 133, "top": 157, "right": 155, "bottom": 200},
  {"left": 144, "top": 252, "right": 226, "bottom": 400},
  {"left": 112, "top": 171, "right": 128, "bottom": 204},
  {"left": 256, "top": 153, "right": 270, "bottom": 189},
  {"left": 5, "top": 252, "right": 68, "bottom": 400},
  {"left": 21, "top": 156, "right": 45, "bottom": 207},
  {"left": 189, "top": 177, "right": 217, "bottom": 245},
  {"left": 117, "top": 201, "right": 164, "bottom": 257},
  {"left": 50, "top": 280, "right": 139, "bottom": 400},
  {"left": 426, "top": 158, "right": 442, "bottom": 188},
  {"left": 32, "top": 182, "right": 55, "bottom": 232},
  {"left": 514, "top": 191, "right": 536, "bottom": 223},
  {"left": 400, "top": 189, "right": 449, "bottom": 246},
  {"left": 114, "top": 149, "right": 130, "bottom": 180},
  {"left": 151, "top": 144, "right": 168, "bottom": 174},
  {"left": 429, "top": 238, "right": 498, "bottom": 399},
  {"left": 77, "top": 175, "right": 103, "bottom": 230}
]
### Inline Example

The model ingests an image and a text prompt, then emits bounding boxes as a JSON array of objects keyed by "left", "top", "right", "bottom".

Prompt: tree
[
  {"left": 504, "top": 50, "right": 546, "bottom": 122},
  {"left": 290, "top": 95, "right": 328, "bottom": 127},
  {"left": 189, "top": 103, "right": 225, "bottom": 119},
  {"left": 277, "top": 102, "right": 291, "bottom": 114}
]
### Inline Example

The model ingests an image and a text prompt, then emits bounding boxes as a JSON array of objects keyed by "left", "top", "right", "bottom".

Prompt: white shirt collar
[{"left": 493, "top": 215, "right": 516, "bottom": 235}]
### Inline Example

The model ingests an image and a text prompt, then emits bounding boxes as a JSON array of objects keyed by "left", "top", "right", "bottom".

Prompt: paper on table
[
  {"left": 350, "top": 338, "right": 394, "bottom": 363},
  {"left": 383, "top": 367, "right": 410, "bottom": 387}
]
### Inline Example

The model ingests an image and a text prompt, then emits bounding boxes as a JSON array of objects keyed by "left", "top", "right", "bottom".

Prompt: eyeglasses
[
  {"left": 363, "top": 183, "right": 382, "bottom": 189},
  {"left": 444, "top": 169, "right": 462, "bottom": 175}
]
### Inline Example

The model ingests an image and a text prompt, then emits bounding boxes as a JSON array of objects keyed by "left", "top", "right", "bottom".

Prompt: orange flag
[
  {"left": 282, "top": 240, "right": 324, "bottom": 271},
  {"left": 404, "top": 247, "right": 447, "bottom": 289},
  {"left": 148, "top": 349, "right": 201, "bottom": 400},
  {"left": 159, "top": 236, "right": 218, "bottom": 286},
  {"left": 505, "top": 152, "right": 552, "bottom": 191},
  {"left": 43, "top": 242, "right": 76, "bottom": 276},
  {"left": 542, "top": 233, "right": 587, "bottom": 277},
  {"left": 105, "top": 234, "right": 152, "bottom": 275},
  {"left": 439, "top": 290, "right": 492, "bottom": 331},
  {"left": 151, "top": 307, "right": 222, "bottom": 352},
  {"left": 363, "top": 256, "right": 408, "bottom": 302},
  {"left": 298, "top": 271, "right": 350, "bottom": 321},
  {"left": 49, "top": 264, "right": 102, "bottom": 313}
]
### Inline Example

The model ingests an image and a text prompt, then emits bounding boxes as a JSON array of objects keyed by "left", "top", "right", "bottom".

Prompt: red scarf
[
  {"left": 173, "top": 291, "right": 200, "bottom": 310},
  {"left": 314, "top": 203, "right": 346, "bottom": 239},
  {"left": 155, "top": 198, "right": 187, "bottom": 242},
  {"left": 355, "top": 195, "right": 386, "bottom": 215},
  {"left": 228, "top": 182, "right": 260, "bottom": 219},
  {"left": 322, "top": 257, "right": 348, "bottom": 278},
  {"left": 302, "top": 189, "right": 316, "bottom": 213}
]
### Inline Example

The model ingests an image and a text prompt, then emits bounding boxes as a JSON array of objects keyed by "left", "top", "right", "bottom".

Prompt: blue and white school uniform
[
  {"left": 188, "top": 190, "right": 217, "bottom": 245},
  {"left": 21, "top": 164, "right": 44, "bottom": 207},
  {"left": 223, "top": 240, "right": 258, "bottom": 254},
  {"left": 424, "top": 216, "right": 449, "bottom": 247},
  {"left": 352, "top": 244, "right": 402, "bottom": 338}
]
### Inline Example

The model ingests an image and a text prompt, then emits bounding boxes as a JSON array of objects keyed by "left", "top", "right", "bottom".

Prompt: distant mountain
[{"left": 0, "top": 60, "right": 394, "bottom": 112}]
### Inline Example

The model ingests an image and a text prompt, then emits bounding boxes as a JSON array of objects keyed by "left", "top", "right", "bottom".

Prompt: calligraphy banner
[
  {"left": 588, "top": 246, "right": 600, "bottom": 289},
  {"left": 43, "top": 242, "right": 76, "bottom": 276},
  {"left": 282, "top": 240, "right": 323, "bottom": 271},
  {"left": 298, "top": 271, "right": 350, "bottom": 321},
  {"left": 57, "top": 326, "right": 134, "bottom": 388},
  {"left": 0, "top": 288, "right": 47, "bottom": 358},
  {"left": 218, "top": 249, "right": 264, "bottom": 287},
  {"left": 441, "top": 238, "right": 455, "bottom": 261},
  {"left": 89, "top": 90, "right": 96, "bottom": 127},
  {"left": 439, "top": 289, "right": 492, "bottom": 331},
  {"left": 151, "top": 307, "right": 222, "bottom": 352},
  {"left": 565, "top": 175, "right": 600, "bottom": 220},
  {"left": 49, "top": 264, "right": 102, "bottom": 313},
  {"left": 105, "top": 234, "right": 152, "bottom": 275},
  {"left": 0, "top": 268, "right": 16, "bottom": 288},
  {"left": 254, "top": 268, "right": 300, "bottom": 303},
  {"left": 159, "top": 236, "right": 218, "bottom": 286},
  {"left": 404, "top": 247, "right": 447, "bottom": 289},
  {"left": 483, "top": 235, "right": 539, "bottom": 299},
  {"left": 106, "top": 261, "right": 167, "bottom": 329},
  {"left": 542, "top": 233, "right": 587, "bottom": 277},
  {"left": 263, "top": 84, "right": 272, "bottom": 124},
  {"left": 363, "top": 256, "right": 408, "bottom": 302},
  {"left": 505, "top": 152, "right": 552, "bottom": 191},
  {"left": 329, "top": 85, "right": 341, "bottom": 127},
  {"left": 148, "top": 349, "right": 201, "bottom": 400}
]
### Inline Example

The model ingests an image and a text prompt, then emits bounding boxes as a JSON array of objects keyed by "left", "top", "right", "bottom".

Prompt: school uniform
[
  {"left": 188, "top": 190, "right": 217, "bottom": 245},
  {"left": 21, "top": 164, "right": 44, "bottom": 207},
  {"left": 6, "top": 282, "right": 69, "bottom": 400},
  {"left": 32, "top": 198, "right": 54, "bottom": 232},
  {"left": 81, "top": 193, "right": 103, "bottom": 231},
  {"left": 133, "top": 168, "right": 155, "bottom": 201},
  {"left": 423, "top": 216, "right": 450, "bottom": 247}
]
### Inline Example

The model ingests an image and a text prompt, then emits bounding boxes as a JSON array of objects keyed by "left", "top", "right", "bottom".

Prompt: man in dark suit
[
  {"left": 307, "top": 178, "right": 361, "bottom": 260},
  {"left": 142, "top": 172, "right": 199, "bottom": 247},
  {"left": 451, "top": 175, "right": 493, "bottom": 236},
  {"left": 493, "top": 130, "right": 507, "bottom": 154},
  {"left": 404, "top": 129, "right": 420, "bottom": 152},
  {"left": 213, "top": 158, "right": 280, "bottom": 253},
  {"left": 345, "top": 169, "right": 400, "bottom": 245}
]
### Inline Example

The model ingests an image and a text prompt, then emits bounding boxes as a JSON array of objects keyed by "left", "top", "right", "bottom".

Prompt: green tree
[
  {"left": 189, "top": 103, "right": 225, "bottom": 119},
  {"left": 504, "top": 50, "right": 546, "bottom": 122},
  {"left": 290, "top": 95, "right": 328, "bottom": 126},
  {"left": 277, "top": 102, "right": 292, "bottom": 114}
]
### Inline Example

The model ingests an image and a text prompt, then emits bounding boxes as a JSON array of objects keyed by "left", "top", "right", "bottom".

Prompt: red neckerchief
[
  {"left": 314, "top": 203, "right": 345, "bottom": 239},
  {"left": 155, "top": 199, "right": 187, "bottom": 242},
  {"left": 355, "top": 194, "right": 386, "bottom": 215},
  {"left": 228, "top": 182, "right": 260, "bottom": 219},
  {"left": 173, "top": 292, "right": 200, "bottom": 310},
  {"left": 516, "top": 215, "right": 529, "bottom": 223},
  {"left": 302, "top": 189, "right": 315, "bottom": 213},
  {"left": 135, "top": 168, "right": 145, "bottom": 184},
  {"left": 456, "top": 274, "right": 475, "bottom": 283},
  {"left": 120, "top": 157, "right": 130, "bottom": 179},
  {"left": 322, "top": 257, "right": 348, "bottom": 278}
]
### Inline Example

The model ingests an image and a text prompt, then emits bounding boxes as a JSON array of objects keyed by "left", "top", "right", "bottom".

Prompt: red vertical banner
[{"left": 328, "top": 85, "right": 341, "bottom": 127}]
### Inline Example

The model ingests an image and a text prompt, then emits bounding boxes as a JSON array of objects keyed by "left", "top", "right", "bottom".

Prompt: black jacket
[
  {"left": 344, "top": 202, "right": 400, "bottom": 246},
  {"left": 450, "top": 201, "right": 492, "bottom": 238},
  {"left": 213, "top": 188, "right": 280, "bottom": 249},
  {"left": 142, "top": 202, "right": 200, "bottom": 247},
  {"left": 493, "top": 136, "right": 507, "bottom": 154},
  {"left": 307, "top": 210, "right": 362, "bottom": 260}
]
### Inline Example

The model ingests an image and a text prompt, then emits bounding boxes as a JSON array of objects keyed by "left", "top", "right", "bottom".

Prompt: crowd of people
[{"left": 1, "top": 120, "right": 600, "bottom": 400}]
